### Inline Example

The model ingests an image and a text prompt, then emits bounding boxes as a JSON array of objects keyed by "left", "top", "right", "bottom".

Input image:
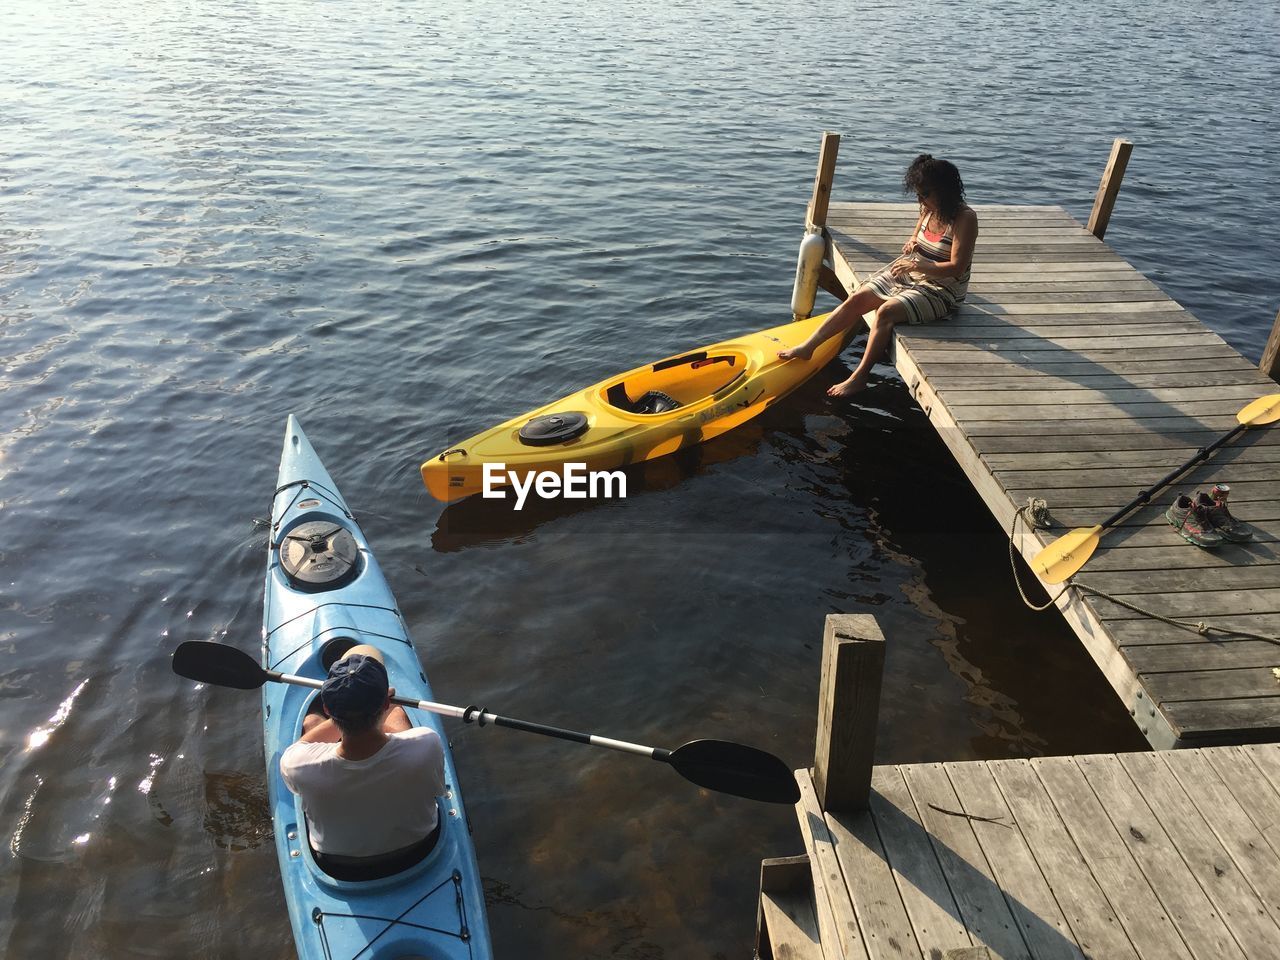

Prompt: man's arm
[{"left": 299, "top": 717, "right": 342, "bottom": 743}]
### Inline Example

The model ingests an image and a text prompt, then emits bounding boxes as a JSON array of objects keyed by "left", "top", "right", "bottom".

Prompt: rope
[
  {"left": 1009, "top": 497, "right": 1280, "bottom": 646},
  {"left": 271, "top": 479, "right": 353, "bottom": 531},
  {"left": 311, "top": 871, "right": 471, "bottom": 960},
  {"left": 1008, "top": 499, "right": 1071, "bottom": 612}
]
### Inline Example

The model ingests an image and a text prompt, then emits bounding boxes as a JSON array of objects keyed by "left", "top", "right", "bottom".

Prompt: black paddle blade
[
  {"left": 667, "top": 739, "right": 800, "bottom": 804},
  {"left": 172, "top": 641, "right": 266, "bottom": 690}
]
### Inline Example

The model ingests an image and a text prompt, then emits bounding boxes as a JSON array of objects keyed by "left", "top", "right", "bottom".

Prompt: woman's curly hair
[{"left": 903, "top": 154, "right": 966, "bottom": 225}]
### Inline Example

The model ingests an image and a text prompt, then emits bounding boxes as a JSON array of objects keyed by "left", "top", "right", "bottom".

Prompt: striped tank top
[{"left": 915, "top": 213, "right": 970, "bottom": 302}]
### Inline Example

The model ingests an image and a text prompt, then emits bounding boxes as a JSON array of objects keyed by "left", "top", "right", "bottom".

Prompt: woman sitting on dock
[{"left": 779, "top": 154, "right": 977, "bottom": 397}]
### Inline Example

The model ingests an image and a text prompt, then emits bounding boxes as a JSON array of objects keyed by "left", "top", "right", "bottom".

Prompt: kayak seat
[
  {"left": 606, "top": 383, "right": 683, "bottom": 415},
  {"left": 309, "top": 813, "right": 442, "bottom": 882},
  {"left": 632, "top": 390, "right": 682, "bottom": 415}
]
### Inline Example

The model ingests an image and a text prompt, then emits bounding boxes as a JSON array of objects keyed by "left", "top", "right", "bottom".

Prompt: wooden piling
[
  {"left": 806, "top": 131, "right": 841, "bottom": 231},
  {"left": 813, "top": 613, "right": 884, "bottom": 812},
  {"left": 1086, "top": 137, "right": 1133, "bottom": 239},
  {"left": 1261, "top": 307, "right": 1280, "bottom": 383}
]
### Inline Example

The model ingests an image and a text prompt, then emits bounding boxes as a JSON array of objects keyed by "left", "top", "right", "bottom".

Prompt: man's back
[{"left": 281, "top": 726, "right": 445, "bottom": 857}]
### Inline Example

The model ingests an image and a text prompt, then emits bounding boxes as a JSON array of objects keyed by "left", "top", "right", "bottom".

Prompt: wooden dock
[
  {"left": 767, "top": 745, "right": 1280, "bottom": 960},
  {"left": 756, "top": 616, "right": 1280, "bottom": 960},
  {"left": 811, "top": 142, "right": 1280, "bottom": 748}
]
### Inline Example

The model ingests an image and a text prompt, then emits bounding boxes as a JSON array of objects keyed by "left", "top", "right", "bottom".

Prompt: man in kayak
[
  {"left": 280, "top": 644, "right": 446, "bottom": 876},
  {"left": 778, "top": 154, "right": 977, "bottom": 396}
]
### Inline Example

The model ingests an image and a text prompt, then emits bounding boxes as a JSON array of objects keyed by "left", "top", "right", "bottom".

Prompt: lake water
[{"left": 1, "top": 0, "right": 1277, "bottom": 956}]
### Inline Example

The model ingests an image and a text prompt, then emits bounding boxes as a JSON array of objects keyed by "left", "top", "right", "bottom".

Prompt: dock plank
[
  {"left": 943, "top": 762, "right": 1084, "bottom": 960},
  {"left": 1084, "top": 545, "right": 1280, "bottom": 576},
  {"left": 824, "top": 807, "right": 921, "bottom": 960},
  {"left": 1122, "top": 641, "right": 1280, "bottom": 672},
  {"left": 1161, "top": 699, "right": 1280, "bottom": 736},
  {"left": 796, "top": 768, "right": 868, "bottom": 960},
  {"left": 899, "top": 763, "right": 1032, "bottom": 960},
  {"left": 869, "top": 766, "right": 973, "bottom": 957},
  {"left": 944, "top": 385, "right": 1266, "bottom": 406},
  {"left": 1082, "top": 566, "right": 1280, "bottom": 595},
  {"left": 1099, "top": 611, "right": 1280, "bottom": 641},
  {"left": 984, "top": 444, "right": 1280, "bottom": 470},
  {"left": 1140, "top": 668, "right": 1280, "bottom": 703},
  {"left": 1007, "top": 480, "right": 1275, "bottom": 506},
  {"left": 1085, "top": 590, "right": 1280, "bottom": 619}
]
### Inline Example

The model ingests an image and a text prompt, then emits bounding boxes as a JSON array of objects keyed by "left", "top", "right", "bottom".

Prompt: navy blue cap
[{"left": 321, "top": 652, "right": 389, "bottom": 720}]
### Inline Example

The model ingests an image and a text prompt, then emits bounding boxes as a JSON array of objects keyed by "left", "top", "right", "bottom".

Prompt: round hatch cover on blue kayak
[
  {"left": 518, "top": 411, "right": 589, "bottom": 446},
  {"left": 278, "top": 521, "right": 360, "bottom": 590}
]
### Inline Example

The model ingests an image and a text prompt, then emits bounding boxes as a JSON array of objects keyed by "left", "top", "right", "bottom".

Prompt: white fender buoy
[{"left": 790, "top": 229, "right": 825, "bottom": 320}]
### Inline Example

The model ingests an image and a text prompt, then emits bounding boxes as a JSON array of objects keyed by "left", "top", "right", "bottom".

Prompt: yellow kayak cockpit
[{"left": 600, "top": 350, "right": 750, "bottom": 416}]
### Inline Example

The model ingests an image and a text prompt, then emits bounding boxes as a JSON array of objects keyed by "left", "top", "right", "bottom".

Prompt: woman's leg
[
  {"left": 828, "top": 298, "right": 909, "bottom": 397},
  {"left": 778, "top": 284, "right": 886, "bottom": 361}
]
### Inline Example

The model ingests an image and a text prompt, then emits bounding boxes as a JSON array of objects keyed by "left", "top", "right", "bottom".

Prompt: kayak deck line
[
  {"left": 809, "top": 136, "right": 1280, "bottom": 750},
  {"left": 310, "top": 869, "right": 474, "bottom": 956},
  {"left": 263, "top": 600, "right": 412, "bottom": 671},
  {"left": 272, "top": 477, "right": 354, "bottom": 528}
]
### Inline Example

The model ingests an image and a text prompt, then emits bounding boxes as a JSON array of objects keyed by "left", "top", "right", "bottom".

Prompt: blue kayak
[{"left": 262, "top": 415, "right": 492, "bottom": 960}]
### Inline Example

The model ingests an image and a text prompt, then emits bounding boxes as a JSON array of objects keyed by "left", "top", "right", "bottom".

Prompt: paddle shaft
[
  {"left": 272, "top": 670, "right": 663, "bottom": 761},
  {"left": 1097, "top": 422, "right": 1246, "bottom": 531}
]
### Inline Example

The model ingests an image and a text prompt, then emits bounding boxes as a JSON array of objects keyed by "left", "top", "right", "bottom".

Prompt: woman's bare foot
[
  {"left": 827, "top": 375, "right": 868, "bottom": 398},
  {"left": 777, "top": 344, "right": 815, "bottom": 361}
]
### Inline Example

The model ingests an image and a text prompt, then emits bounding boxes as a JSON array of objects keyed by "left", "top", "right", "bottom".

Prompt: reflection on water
[
  {"left": 0, "top": 0, "right": 1271, "bottom": 956},
  {"left": 24, "top": 680, "right": 89, "bottom": 753},
  {"left": 432, "top": 409, "right": 776, "bottom": 550},
  {"left": 202, "top": 772, "right": 272, "bottom": 851}
]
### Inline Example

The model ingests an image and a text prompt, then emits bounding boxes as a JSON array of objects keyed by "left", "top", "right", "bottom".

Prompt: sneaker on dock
[
  {"left": 1198, "top": 484, "right": 1253, "bottom": 542},
  {"left": 1165, "top": 494, "right": 1224, "bottom": 548}
]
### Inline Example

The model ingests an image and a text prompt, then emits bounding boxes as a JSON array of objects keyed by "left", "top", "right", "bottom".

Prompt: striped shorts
[{"left": 864, "top": 267, "right": 960, "bottom": 325}]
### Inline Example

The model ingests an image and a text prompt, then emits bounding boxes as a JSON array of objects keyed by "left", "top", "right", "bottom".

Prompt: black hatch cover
[
  {"left": 278, "top": 521, "right": 360, "bottom": 590},
  {"left": 518, "top": 412, "right": 589, "bottom": 446}
]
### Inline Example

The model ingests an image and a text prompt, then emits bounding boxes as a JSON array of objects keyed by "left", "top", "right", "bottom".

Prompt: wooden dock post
[
  {"left": 805, "top": 131, "right": 850, "bottom": 303},
  {"left": 813, "top": 613, "right": 884, "bottom": 812},
  {"left": 1086, "top": 137, "right": 1133, "bottom": 239},
  {"left": 806, "top": 131, "right": 841, "bottom": 231},
  {"left": 1261, "top": 306, "right": 1280, "bottom": 382}
]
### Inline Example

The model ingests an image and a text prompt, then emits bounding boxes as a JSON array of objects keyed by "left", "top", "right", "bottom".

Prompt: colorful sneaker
[
  {"left": 1198, "top": 485, "right": 1254, "bottom": 542},
  {"left": 1165, "top": 494, "right": 1224, "bottom": 548}
]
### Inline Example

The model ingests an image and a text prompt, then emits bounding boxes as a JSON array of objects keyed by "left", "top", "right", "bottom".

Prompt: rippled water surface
[{"left": 2, "top": 0, "right": 1277, "bottom": 956}]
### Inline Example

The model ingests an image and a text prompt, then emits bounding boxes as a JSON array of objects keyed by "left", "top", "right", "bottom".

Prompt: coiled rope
[{"left": 1008, "top": 497, "right": 1280, "bottom": 646}]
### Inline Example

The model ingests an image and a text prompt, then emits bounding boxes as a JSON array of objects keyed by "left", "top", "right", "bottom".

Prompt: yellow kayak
[{"left": 421, "top": 312, "right": 843, "bottom": 502}]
